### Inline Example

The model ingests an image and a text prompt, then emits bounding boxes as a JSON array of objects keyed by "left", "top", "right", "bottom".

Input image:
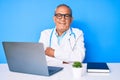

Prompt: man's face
[{"left": 53, "top": 6, "right": 73, "bottom": 34}]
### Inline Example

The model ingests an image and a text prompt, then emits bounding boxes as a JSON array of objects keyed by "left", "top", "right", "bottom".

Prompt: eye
[
  {"left": 55, "top": 14, "right": 62, "bottom": 19},
  {"left": 57, "top": 14, "right": 62, "bottom": 17},
  {"left": 55, "top": 13, "right": 71, "bottom": 19},
  {"left": 65, "top": 15, "right": 70, "bottom": 17}
]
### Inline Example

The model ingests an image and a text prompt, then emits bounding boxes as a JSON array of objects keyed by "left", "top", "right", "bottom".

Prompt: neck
[{"left": 56, "top": 30, "right": 64, "bottom": 36}]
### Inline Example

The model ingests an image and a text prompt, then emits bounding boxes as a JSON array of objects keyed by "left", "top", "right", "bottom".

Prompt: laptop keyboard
[
  {"left": 48, "top": 66, "right": 57, "bottom": 73},
  {"left": 48, "top": 66, "right": 63, "bottom": 75}
]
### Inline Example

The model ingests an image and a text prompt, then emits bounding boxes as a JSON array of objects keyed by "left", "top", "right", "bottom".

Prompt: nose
[{"left": 61, "top": 15, "right": 66, "bottom": 21}]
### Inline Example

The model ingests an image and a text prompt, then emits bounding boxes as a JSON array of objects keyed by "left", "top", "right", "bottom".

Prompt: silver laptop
[{"left": 2, "top": 42, "right": 63, "bottom": 76}]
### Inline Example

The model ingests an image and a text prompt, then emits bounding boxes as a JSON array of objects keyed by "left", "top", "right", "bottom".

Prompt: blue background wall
[{"left": 0, "top": 0, "right": 120, "bottom": 63}]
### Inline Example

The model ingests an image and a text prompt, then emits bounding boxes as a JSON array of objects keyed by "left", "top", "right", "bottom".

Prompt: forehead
[{"left": 55, "top": 6, "right": 71, "bottom": 14}]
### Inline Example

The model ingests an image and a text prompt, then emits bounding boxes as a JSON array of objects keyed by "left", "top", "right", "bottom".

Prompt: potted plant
[
  {"left": 72, "top": 61, "right": 83, "bottom": 79},
  {"left": 72, "top": 61, "right": 82, "bottom": 68}
]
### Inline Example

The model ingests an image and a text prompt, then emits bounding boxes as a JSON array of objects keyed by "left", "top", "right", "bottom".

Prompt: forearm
[{"left": 54, "top": 47, "right": 85, "bottom": 62}]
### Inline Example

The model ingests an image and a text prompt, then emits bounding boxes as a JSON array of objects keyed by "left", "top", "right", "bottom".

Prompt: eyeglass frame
[{"left": 54, "top": 13, "right": 72, "bottom": 19}]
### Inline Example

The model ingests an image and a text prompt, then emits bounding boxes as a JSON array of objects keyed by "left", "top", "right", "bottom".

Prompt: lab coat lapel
[
  {"left": 66, "top": 29, "right": 76, "bottom": 50},
  {"left": 69, "top": 35, "right": 76, "bottom": 50}
]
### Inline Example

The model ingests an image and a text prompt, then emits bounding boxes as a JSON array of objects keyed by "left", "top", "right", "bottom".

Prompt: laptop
[{"left": 2, "top": 42, "right": 63, "bottom": 76}]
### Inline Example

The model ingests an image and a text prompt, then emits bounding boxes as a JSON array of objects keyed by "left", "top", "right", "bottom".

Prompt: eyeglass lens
[{"left": 55, "top": 13, "right": 71, "bottom": 19}]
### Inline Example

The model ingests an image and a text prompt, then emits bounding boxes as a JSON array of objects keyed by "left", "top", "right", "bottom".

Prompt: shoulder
[
  {"left": 71, "top": 28, "right": 83, "bottom": 35},
  {"left": 41, "top": 28, "right": 53, "bottom": 35},
  {"left": 71, "top": 28, "right": 84, "bottom": 40}
]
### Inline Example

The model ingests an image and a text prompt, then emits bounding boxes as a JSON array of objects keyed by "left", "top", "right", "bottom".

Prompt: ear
[
  {"left": 70, "top": 17, "right": 73, "bottom": 23},
  {"left": 53, "top": 16, "right": 56, "bottom": 23}
]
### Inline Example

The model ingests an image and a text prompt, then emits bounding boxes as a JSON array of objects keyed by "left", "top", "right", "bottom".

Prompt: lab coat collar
[
  {"left": 53, "top": 27, "right": 70, "bottom": 37},
  {"left": 52, "top": 27, "right": 76, "bottom": 50}
]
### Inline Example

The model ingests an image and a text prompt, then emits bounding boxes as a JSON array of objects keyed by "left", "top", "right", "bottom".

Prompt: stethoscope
[{"left": 49, "top": 27, "right": 76, "bottom": 50}]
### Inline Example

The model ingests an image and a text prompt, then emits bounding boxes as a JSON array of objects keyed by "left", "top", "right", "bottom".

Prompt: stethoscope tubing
[{"left": 49, "top": 27, "right": 76, "bottom": 48}]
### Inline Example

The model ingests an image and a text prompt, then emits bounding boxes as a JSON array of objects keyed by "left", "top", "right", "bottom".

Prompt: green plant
[{"left": 72, "top": 61, "right": 82, "bottom": 68}]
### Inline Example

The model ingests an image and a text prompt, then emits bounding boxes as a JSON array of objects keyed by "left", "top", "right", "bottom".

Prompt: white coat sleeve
[
  {"left": 39, "top": 29, "right": 63, "bottom": 65},
  {"left": 39, "top": 30, "right": 50, "bottom": 49}
]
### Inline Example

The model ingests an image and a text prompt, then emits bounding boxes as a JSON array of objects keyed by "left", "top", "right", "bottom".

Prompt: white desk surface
[{"left": 0, "top": 63, "right": 120, "bottom": 80}]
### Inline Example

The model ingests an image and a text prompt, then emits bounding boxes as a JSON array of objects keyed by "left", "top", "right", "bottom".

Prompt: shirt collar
[{"left": 54, "top": 27, "right": 71, "bottom": 37}]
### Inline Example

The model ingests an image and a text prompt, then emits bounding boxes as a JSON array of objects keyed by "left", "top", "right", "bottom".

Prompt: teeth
[
  {"left": 58, "top": 22, "right": 66, "bottom": 24},
  {"left": 60, "top": 23, "right": 65, "bottom": 24}
]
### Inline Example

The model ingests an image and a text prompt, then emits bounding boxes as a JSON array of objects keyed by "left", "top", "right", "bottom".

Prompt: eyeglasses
[{"left": 55, "top": 13, "right": 72, "bottom": 19}]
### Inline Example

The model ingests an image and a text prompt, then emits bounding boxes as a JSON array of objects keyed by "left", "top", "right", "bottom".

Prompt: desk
[{"left": 0, "top": 63, "right": 120, "bottom": 80}]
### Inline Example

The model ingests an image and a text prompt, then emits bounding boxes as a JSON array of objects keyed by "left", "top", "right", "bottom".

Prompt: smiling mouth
[{"left": 59, "top": 22, "right": 66, "bottom": 25}]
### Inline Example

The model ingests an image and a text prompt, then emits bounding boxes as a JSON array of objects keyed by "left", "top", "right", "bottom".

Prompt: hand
[
  {"left": 45, "top": 47, "right": 55, "bottom": 57},
  {"left": 63, "top": 61, "right": 69, "bottom": 64}
]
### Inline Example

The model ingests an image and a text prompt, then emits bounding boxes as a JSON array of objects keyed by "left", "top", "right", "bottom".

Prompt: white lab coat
[{"left": 39, "top": 27, "right": 85, "bottom": 65}]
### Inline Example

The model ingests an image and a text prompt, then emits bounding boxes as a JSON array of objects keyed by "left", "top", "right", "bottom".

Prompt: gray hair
[{"left": 54, "top": 4, "right": 72, "bottom": 17}]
